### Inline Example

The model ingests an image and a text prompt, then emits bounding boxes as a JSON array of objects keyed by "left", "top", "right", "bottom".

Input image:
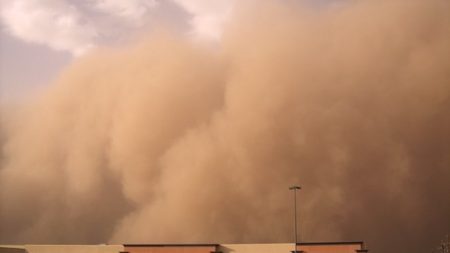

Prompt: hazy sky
[
  {"left": 1, "top": 1, "right": 449, "bottom": 252},
  {"left": 0, "top": 0, "right": 337, "bottom": 103},
  {"left": 0, "top": 0, "right": 233, "bottom": 102}
]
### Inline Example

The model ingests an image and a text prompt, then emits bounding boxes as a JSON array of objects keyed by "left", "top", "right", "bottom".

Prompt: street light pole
[{"left": 289, "top": 186, "right": 301, "bottom": 253}]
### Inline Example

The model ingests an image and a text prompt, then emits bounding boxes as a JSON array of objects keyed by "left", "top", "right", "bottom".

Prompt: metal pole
[
  {"left": 294, "top": 189, "right": 297, "bottom": 252},
  {"left": 289, "top": 186, "right": 301, "bottom": 253}
]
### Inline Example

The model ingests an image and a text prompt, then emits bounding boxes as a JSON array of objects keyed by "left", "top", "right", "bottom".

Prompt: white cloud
[
  {"left": 92, "top": 0, "right": 158, "bottom": 23},
  {"left": 172, "top": 0, "right": 236, "bottom": 40},
  {"left": 1, "top": 0, "right": 97, "bottom": 56},
  {"left": 0, "top": 0, "right": 236, "bottom": 55},
  {"left": 0, "top": 0, "right": 160, "bottom": 56}
]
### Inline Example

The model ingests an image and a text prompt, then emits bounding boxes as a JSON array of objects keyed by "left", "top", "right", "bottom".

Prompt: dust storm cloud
[{"left": 0, "top": 1, "right": 449, "bottom": 253}]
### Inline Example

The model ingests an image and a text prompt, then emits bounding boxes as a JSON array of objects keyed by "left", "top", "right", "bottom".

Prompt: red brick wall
[
  {"left": 124, "top": 245, "right": 217, "bottom": 253},
  {"left": 299, "top": 244, "right": 361, "bottom": 253}
]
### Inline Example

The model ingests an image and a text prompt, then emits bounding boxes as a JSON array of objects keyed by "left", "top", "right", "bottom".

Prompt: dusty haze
[{"left": 1, "top": 1, "right": 449, "bottom": 253}]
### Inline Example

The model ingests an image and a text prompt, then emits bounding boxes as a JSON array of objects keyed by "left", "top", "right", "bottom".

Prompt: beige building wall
[
  {"left": 0, "top": 245, "right": 26, "bottom": 253},
  {"left": 24, "top": 245, "right": 124, "bottom": 253},
  {"left": 219, "top": 243, "right": 363, "bottom": 253},
  {"left": 219, "top": 243, "right": 293, "bottom": 253},
  {"left": 2, "top": 243, "right": 365, "bottom": 253}
]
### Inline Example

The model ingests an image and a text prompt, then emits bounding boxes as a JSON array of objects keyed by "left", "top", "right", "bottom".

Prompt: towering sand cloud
[{"left": 1, "top": 1, "right": 449, "bottom": 253}]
